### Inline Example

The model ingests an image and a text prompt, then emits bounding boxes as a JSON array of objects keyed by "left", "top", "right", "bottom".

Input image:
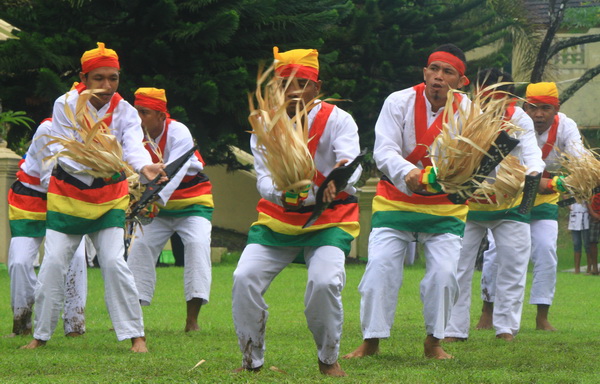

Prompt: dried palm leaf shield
[
  {"left": 44, "top": 89, "right": 142, "bottom": 207},
  {"left": 475, "top": 155, "right": 527, "bottom": 207},
  {"left": 303, "top": 148, "right": 367, "bottom": 228},
  {"left": 557, "top": 147, "right": 600, "bottom": 207},
  {"left": 248, "top": 63, "right": 317, "bottom": 194},
  {"left": 431, "top": 84, "right": 521, "bottom": 203}
]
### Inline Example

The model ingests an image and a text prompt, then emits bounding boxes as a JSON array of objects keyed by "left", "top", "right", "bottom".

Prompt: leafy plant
[{"left": 0, "top": 109, "right": 34, "bottom": 147}]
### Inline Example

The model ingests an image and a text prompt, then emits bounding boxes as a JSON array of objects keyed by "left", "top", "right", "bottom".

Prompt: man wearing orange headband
[
  {"left": 345, "top": 44, "right": 470, "bottom": 360},
  {"left": 232, "top": 47, "right": 362, "bottom": 377},
  {"left": 127, "top": 87, "right": 214, "bottom": 334},
  {"left": 517, "top": 82, "right": 585, "bottom": 330},
  {"left": 22, "top": 43, "right": 166, "bottom": 353},
  {"left": 445, "top": 69, "right": 545, "bottom": 343}
]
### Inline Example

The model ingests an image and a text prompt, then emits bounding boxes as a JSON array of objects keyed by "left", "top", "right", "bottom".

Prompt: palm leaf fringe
[
  {"left": 430, "top": 84, "right": 522, "bottom": 201},
  {"left": 476, "top": 155, "right": 526, "bottom": 205},
  {"left": 560, "top": 147, "right": 600, "bottom": 204},
  {"left": 44, "top": 89, "right": 143, "bottom": 209},
  {"left": 247, "top": 63, "right": 317, "bottom": 194}
]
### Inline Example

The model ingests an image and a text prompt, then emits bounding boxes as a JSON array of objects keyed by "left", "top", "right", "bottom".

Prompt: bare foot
[
  {"left": 475, "top": 313, "right": 493, "bottom": 330},
  {"left": 496, "top": 333, "right": 514, "bottom": 341},
  {"left": 424, "top": 335, "right": 453, "bottom": 359},
  {"left": 130, "top": 337, "right": 148, "bottom": 353},
  {"left": 185, "top": 321, "right": 200, "bottom": 332},
  {"left": 20, "top": 339, "right": 46, "bottom": 349},
  {"left": 232, "top": 366, "right": 262, "bottom": 373},
  {"left": 442, "top": 337, "right": 467, "bottom": 342},
  {"left": 536, "top": 319, "right": 557, "bottom": 331},
  {"left": 185, "top": 299, "right": 202, "bottom": 332},
  {"left": 4, "top": 333, "right": 17, "bottom": 338},
  {"left": 318, "top": 360, "right": 347, "bottom": 377},
  {"left": 65, "top": 332, "right": 84, "bottom": 337},
  {"left": 343, "top": 338, "right": 379, "bottom": 359}
]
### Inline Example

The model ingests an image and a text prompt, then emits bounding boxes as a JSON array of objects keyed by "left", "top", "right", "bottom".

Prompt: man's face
[
  {"left": 136, "top": 106, "right": 166, "bottom": 139},
  {"left": 524, "top": 103, "right": 558, "bottom": 134},
  {"left": 423, "top": 60, "right": 466, "bottom": 105},
  {"left": 283, "top": 77, "right": 322, "bottom": 117},
  {"left": 79, "top": 67, "right": 120, "bottom": 109}
]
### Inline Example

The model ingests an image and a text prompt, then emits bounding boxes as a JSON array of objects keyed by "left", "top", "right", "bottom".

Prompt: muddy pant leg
[
  {"left": 33, "top": 230, "right": 82, "bottom": 341},
  {"left": 9, "top": 236, "right": 43, "bottom": 333},
  {"left": 63, "top": 237, "right": 88, "bottom": 335},
  {"left": 232, "top": 244, "right": 296, "bottom": 369}
]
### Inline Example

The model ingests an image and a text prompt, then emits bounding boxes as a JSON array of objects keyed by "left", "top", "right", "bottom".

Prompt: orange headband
[
  {"left": 81, "top": 42, "right": 120, "bottom": 73},
  {"left": 526, "top": 95, "right": 560, "bottom": 107},
  {"left": 275, "top": 64, "right": 319, "bottom": 82},
  {"left": 134, "top": 88, "right": 168, "bottom": 113},
  {"left": 428, "top": 51, "right": 469, "bottom": 85}
]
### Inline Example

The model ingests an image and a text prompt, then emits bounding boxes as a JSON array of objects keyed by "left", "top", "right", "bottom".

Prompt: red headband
[
  {"left": 135, "top": 95, "right": 168, "bottom": 113},
  {"left": 526, "top": 95, "right": 559, "bottom": 107},
  {"left": 275, "top": 64, "right": 319, "bottom": 82},
  {"left": 427, "top": 51, "right": 469, "bottom": 85},
  {"left": 82, "top": 56, "right": 120, "bottom": 74}
]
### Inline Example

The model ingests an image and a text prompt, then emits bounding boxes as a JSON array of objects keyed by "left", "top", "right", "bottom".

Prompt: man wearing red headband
[
  {"left": 344, "top": 44, "right": 470, "bottom": 360},
  {"left": 444, "top": 69, "right": 545, "bottom": 343},
  {"left": 22, "top": 43, "right": 166, "bottom": 353},
  {"left": 232, "top": 47, "right": 361, "bottom": 377},
  {"left": 127, "top": 87, "right": 214, "bottom": 334}
]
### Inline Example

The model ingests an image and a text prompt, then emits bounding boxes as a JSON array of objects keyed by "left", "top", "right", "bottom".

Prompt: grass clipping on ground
[
  {"left": 247, "top": 63, "right": 316, "bottom": 194},
  {"left": 44, "top": 88, "right": 142, "bottom": 205},
  {"left": 430, "top": 85, "right": 522, "bottom": 202}
]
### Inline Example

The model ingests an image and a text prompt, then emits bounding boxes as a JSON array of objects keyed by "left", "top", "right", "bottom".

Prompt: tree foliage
[{"left": 0, "top": 0, "right": 526, "bottom": 167}]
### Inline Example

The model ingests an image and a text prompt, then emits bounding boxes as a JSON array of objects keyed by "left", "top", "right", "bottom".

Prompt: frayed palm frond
[
  {"left": 430, "top": 84, "right": 521, "bottom": 200},
  {"left": 44, "top": 89, "right": 142, "bottom": 204},
  {"left": 476, "top": 155, "right": 526, "bottom": 205},
  {"left": 247, "top": 63, "right": 316, "bottom": 193},
  {"left": 560, "top": 147, "right": 600, "bottom": 204}
]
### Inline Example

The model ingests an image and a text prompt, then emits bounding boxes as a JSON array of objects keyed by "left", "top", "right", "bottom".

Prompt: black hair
[
  {"left": 431, "top": 43, "right": 467, "bottom": 65},
  {"left": 476, "top": 68, "right": 515, "bottom": 94}
]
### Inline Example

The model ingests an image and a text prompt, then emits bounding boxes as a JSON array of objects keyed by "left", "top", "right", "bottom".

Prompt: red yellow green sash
[
  {"left": 8, "top": 181, "right": 47, "bottom": 237},
  {"left": 46, "top": 167, "right": 129, "bottom": 234},
  {"left": 248, "top": 102, "right": 359, "bottom": 255},
  {"left": 372, "top": 177, "right": 467, "bottom": 236}
]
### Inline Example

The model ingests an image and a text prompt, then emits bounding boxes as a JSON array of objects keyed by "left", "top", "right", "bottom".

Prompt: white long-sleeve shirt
[
  {"left": 504, "top": 106, "right": 545, "bottom": 176},
  {"left": 537, "top": 112, "right": 585, "bottom": 173},
  {"left": 146, "top": 119, "right": 203, "bottom": 206},
  {"left": 20, "top": 120, "right": 53, "bottom": 193},
  {"left": 251, "top": 101, "right": 362, "bottom": 207},
  {"left": 373, "top": 86, "right": 471, "bottom": 195},
  {"left": 42, "top": 89, "right": 152, "bottom": 188}
]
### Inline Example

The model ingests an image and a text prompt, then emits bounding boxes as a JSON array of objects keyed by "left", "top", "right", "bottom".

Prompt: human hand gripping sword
[{"left": 303, "top": 149, "right": 367, "bottom": 228}]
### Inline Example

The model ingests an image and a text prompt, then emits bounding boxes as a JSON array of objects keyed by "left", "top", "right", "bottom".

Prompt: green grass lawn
[{"left": 1, "top": 216, "right": 599, "bottom": 383}]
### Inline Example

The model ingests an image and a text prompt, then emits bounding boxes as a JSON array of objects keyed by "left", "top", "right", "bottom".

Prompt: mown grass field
[{"left": 1, "top": 212, "right": 599, "bottom": 383}]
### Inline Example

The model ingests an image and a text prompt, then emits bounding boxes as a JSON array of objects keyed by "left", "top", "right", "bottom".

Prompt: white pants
[
  {"left": 481, "top": 220, "right": 557, "bottom": 306},
  {"left": 447, "top": 220, "right": 530, "bottom": 338},
  {"left": 8, "top": 236, "right": 88, "bottom": 334},
  {"left": 529, "top": 219, "right": 558, "bottom": 305},
  {"left": 480, "top": 230, "right": 497, "bottom": 302},
  {"left": 127, "top": 216, "right": 212, "bottom": 305},
  {"left": 34, "top": 228, "right": 144, "bottom": 341},
  {"left": 232, "top": 244, "right": 346, "bottom": 368},
  {"left": 358, "top": 228, "right": 461, "bottom": 340}
]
